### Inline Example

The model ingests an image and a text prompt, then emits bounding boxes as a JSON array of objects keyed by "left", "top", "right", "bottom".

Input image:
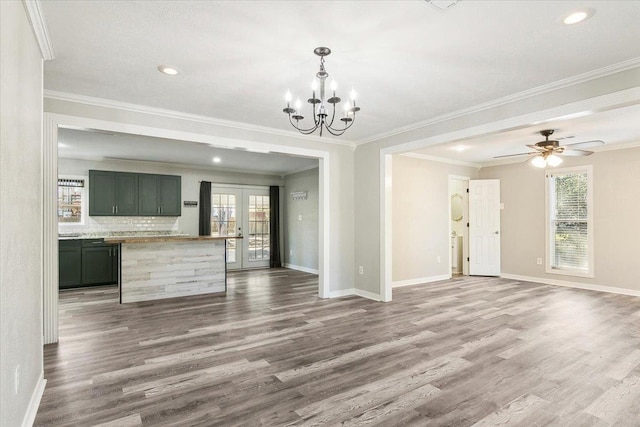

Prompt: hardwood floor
[{"left": 35, "top": 270, "right": 640, "bottom": 426}]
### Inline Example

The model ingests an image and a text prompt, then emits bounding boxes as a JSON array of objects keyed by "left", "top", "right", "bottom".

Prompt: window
[
  {"left": 545, "top": 166, "right": 593, "bottom": 277},
  {"left": 58, "top": 177, "right": 86, "bottom": 225}
]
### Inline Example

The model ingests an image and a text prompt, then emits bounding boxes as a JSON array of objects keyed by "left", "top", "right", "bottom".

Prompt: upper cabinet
[
  {"left": 89, "top": 170, "right": 138, "bottom": 216},
  {"left": 89, "top": 170, "right": 181, "bottom": 217},
  {"left": 138, "top": 174, "right": 181, "bottom": 216}
]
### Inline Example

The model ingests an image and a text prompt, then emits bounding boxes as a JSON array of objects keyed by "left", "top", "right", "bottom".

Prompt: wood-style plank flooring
[{"left": 35, "top": 270, "right": 640, "bottom": 426}]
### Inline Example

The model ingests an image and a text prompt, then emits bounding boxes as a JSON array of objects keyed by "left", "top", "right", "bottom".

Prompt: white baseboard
[
  {"left": 392, "top": 274, "right": 451, "bottom": 288},
  {"left": 501, "top": 273, "right": 640, "bottom": 298},
  {"left": 22, "top": 374, "right": 46, "bottom": 427},
  {"left": 329, "top": 288, "right": 355, "bottom": 298},
  {"left": 354, "top": 288, "right": 382, "bottom": 301},
  {"left": 284, "top": 263, "right": 319, "bottom": 275}
]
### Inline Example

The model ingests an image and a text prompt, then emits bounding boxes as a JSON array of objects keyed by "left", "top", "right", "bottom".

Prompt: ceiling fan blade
[
  {"left": 560, "top": 148, "right": 593, "bottom": 157},
  {"left": 526, "top": 144, "right": 546, "bottom": 152},
  {"left": 565, "top": 139, "right": 605, "bottom": 149},
  {"left": 493, "top": 151, "right": 536, "bottom": 159}
]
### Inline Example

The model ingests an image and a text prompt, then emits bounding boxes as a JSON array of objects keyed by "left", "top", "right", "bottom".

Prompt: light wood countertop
[{"left": 103, "top": 235, "right": 242, "bottom": 244}]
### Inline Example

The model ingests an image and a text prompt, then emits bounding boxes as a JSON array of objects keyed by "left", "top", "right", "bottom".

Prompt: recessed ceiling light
[
  {"left": 157, "top": 65, "right": 179, "bottom": 76},
  {"left": 213, "top": 157, "right": 221, "bottom": 163},
  {"left": 454, "top": 145, "right": 466, "bottom": 152},
  {"left": 563, "top": 9, "right": 594, "bottom": 25}
]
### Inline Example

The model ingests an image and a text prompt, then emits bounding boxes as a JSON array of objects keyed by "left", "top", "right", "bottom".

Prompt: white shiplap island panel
[{"left": 105, "top": 237, "right": 229, "bottom": 303}]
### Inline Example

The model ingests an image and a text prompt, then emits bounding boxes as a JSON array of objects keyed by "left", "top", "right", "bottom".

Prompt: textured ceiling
[{"left": 42, "top": 1, "right": 640, "bottom": 144}]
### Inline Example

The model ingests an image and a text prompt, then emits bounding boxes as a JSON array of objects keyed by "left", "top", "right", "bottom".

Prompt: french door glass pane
[
  {"left": 212, "top": 193, "right": 237, "bottom": 263},
  {"left": 248, "top": 195, "right": 270, "bottom": 261}
]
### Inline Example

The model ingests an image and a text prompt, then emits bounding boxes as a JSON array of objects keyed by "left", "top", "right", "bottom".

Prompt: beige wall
[
  {"left": 481, "top": 146, "right": 640, "bottom": 292},
  {"left": 0, "top": 2, "right": 44, "bottom": 425},
  {"left": 392, "top": 155, "right": 478, "bottom": 283},
  {"left": 354, "top": 67, "right": 640, "bottom": 298},
  {"left": 284, "top": 168, "right": 319, "bottom": 271}
]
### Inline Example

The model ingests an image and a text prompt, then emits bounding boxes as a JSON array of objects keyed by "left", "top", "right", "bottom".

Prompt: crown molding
[
  {"left": 22, "top": 0, "right": 54, "bottom": 60},
  {"left": 400, "top": 152, "right": 481, "bottom": 169},
  {"left": 44, "top": 90, "right": 357, "bottom": 149},
  {"left": 356, "top": 56, "right": 640, "bottom": 146}
]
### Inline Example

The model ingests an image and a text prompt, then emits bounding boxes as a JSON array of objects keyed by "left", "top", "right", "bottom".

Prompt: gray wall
[
  {"left": 59, "top": 157, "right": 284, "bottom": 236},
  {"left": 392, "top": 155, "right": 479, "bottom": 282},
  {"left": 284, "top": 168, "right": 319, "bottom": 271},
  {"left": 480, "top": 146, "right": 640, "bottom": 292},
  {"left": 0, "top": 2, "right": 44, "bottom": 425}
]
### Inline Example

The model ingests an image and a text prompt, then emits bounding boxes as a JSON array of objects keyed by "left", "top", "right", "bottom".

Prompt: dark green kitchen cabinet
[
  {"left": 81, "top": 240, "right": 118, "bottom": 286},
  {"left": 59, "top": 240, "right": 82, "bottom": 289},
  {"left": 59, "top": 239, "right": 118, "bottom": 289},
  {"left": 89, "top": 170, "right": 138, "bottom": 216},
  {"left": 138, "top": 174, "right": 181, "bottom": 216}
]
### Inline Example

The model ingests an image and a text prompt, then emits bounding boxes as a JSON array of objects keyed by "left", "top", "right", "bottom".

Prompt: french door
[{"left": 211, "top": 187, "right": 270, "bottom": 270}]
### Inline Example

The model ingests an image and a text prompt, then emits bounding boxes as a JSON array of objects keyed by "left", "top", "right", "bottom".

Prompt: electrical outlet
[
  {"left": 298, "top": 214, "right": 302, "bottom": 221},
  {"left": 437, "top": 256, "right": 441, "bottom": 264},
  {"left": 359, "top": 266, "right": 364, "bottom": 275},
  {"left": 289, "top": 249, "right": 293, "bottom": 257},
  {"left": 537, "top": 258, "right": 543, "bottom": 265},
  {"left": 15, "top": 365, "right": 20, "bottom": 395}
]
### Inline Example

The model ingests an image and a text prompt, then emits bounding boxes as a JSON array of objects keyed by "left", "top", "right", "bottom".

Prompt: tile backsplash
[{"left": 59, "top": 216, "right": 181, "bottom": 235}]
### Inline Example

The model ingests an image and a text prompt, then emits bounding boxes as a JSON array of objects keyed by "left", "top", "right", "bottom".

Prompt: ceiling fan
[{"left": 494, "top": 129, "right": 604, "bottom": 168}]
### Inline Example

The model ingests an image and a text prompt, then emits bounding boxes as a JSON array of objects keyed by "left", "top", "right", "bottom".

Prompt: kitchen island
[{"left": 103, "top": 235, "right": 238, "bottom": 303}]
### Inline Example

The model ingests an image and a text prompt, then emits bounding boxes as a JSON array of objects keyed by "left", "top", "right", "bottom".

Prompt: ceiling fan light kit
[{"left": 283, "top": 47, "right": 360, "bottom": 137}]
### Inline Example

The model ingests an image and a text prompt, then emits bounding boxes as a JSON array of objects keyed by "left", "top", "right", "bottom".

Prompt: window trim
[
  {"left": 544, "top": 165, "right": 594, "bottom": 278},
  {"left": 58, "top": 174, "right": 88, "bottom": 227}
]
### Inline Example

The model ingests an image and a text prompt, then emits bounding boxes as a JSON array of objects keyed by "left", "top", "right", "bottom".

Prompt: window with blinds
[
  {"left": 58, "top": 177, "right": 86, "bottom": 224},
  {"left": 546, "top": 166, "right": 593, "bottom": 277}
]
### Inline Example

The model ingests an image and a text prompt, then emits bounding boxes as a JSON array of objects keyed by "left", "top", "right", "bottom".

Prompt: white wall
[
  {"left": 284, "top": 167, "right": 319, "bottom": 272},
  {"left": 0, "top": 2, "right": 45, "bottom": 426},
  {"left": 480, "top": 146, "right": 640, "bottom": 293},
  {"left": 58, "top": 157, "right": 283, "bottom": 236},
  {"left": 392, "top": 155, "right": 478, "bottom": 283}
]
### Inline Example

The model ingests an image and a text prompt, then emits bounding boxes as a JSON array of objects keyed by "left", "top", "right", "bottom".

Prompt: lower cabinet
[
  {"left": 59, "top": 240, "right": 82, "bottom": 289},
  {"left": 59, "top": 239, "right": 118, "bottom": 289}
]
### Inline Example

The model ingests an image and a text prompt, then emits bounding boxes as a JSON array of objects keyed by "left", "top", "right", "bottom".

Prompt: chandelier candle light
[{"left": 283, "top": 47, "right": 360, "bottom": 137}]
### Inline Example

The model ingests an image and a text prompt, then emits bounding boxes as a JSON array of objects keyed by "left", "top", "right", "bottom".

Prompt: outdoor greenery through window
[
  {"left": 58, "top": 178, "right": 85, "bottom": 224},
  {"left": 546, "top": 166, "right": 593, "bottom": 276}
]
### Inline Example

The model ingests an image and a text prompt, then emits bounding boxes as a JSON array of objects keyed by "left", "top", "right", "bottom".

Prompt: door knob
[{"left": 494, "top": 231, "right": 500, "bottom": 234}]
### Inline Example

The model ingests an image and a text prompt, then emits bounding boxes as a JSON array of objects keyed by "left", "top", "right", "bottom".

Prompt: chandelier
[{"left": 282, "top": 47, "right": 360, "bottom": 137}]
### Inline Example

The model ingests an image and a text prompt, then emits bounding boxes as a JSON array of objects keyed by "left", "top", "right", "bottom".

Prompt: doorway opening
[{"left": 448, "top": 175, "right": 469, "bottom": 277}]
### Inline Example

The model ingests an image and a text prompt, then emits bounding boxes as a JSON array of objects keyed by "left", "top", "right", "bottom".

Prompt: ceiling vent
[{"left": 425, "top": 0, "right": 459, "bottom": 12}]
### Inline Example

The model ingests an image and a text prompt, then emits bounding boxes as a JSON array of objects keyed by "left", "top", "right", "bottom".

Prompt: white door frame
[
  {"left": 43, "top": 112, "right": 331, "bottom": 344},
  {"left": 380, "top": 87, "right": 640, "bottom": 302}
]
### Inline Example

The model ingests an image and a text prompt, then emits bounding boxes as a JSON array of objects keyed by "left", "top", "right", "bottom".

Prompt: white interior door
[
  {"left": 241, "top": 189, "right": 270, "bottom": 269},
  {"left": 468, "top": 179, "right": 501, "bottom": 276}
]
